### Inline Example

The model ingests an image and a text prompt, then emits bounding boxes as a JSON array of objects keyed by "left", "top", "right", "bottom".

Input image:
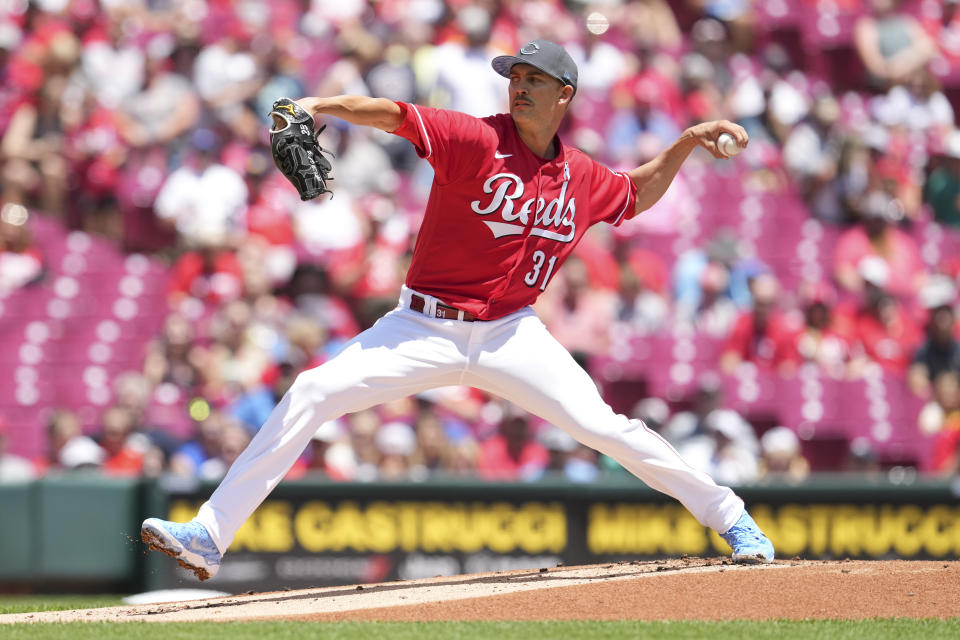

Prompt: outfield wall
[{"left": 1, "top": 475, "right": 958, "bottom": 592}]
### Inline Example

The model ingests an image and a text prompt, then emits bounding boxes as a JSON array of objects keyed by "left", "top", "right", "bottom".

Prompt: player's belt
[{"left": 410, "top": 294, "right": 478, "bottom": 322}]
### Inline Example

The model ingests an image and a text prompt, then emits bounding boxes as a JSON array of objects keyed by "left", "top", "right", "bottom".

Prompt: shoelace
[{"left": 723, "top": 523, "right": 766, "bottom": 545}]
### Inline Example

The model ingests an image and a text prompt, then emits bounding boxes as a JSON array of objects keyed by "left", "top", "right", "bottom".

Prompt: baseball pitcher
[{"left": 142, "top": 39, "right": 774, "bottom": 581}]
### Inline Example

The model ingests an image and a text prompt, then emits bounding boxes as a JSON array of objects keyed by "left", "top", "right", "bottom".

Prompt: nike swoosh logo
[{"left": 494, "top": 151, "right": 513, "bottom": 159}]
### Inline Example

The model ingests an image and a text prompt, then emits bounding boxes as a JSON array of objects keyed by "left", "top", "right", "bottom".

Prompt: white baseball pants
[{"left": 196, "top": 286, "right": 744, "bottom": 552}]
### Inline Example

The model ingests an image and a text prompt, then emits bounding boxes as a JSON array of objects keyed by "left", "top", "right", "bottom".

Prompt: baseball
[
  {"left": 585, "top": 12, "right": 609, "bottom": 35},
  {"left": 717, "top": 132, "right": 741, "bottom": 157}
]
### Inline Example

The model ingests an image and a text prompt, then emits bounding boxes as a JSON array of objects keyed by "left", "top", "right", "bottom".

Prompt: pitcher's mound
[{"left": 2, "top": 559, "right": 958, "bottom": 623}]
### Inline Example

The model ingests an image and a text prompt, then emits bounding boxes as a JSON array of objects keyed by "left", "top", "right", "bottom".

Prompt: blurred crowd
[{"left": 1, "top": 0, "right": 960, "bottom": 485}]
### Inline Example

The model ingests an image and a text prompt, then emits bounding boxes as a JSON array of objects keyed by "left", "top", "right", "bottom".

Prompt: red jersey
[{"left": 391, "top": 103, "right": 638, "bottom": 320}]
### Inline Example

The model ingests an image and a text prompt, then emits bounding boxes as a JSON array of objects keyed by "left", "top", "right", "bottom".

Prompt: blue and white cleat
[
  {"left": 141, "top": 518, "right": 222, "bottom": 581},
  {"left": 720, "top": 510, "right": 775, "bottom": 564}
]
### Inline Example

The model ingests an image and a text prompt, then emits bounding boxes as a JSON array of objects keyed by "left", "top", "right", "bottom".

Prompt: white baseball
[{"left": 717, "top": 132, "right": 741, "bottom": 157}]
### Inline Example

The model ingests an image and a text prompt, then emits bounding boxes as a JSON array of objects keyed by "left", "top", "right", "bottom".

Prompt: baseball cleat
[
  {"left": 141, "top": 518, "right": 222, "bottom": 581},
  {"left": 720, "top": 510, "right": 775, "bottom": 564}
]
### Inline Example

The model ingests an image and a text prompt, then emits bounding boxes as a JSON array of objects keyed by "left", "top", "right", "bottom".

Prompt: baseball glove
[{"left": 268, "top": 97, "right": 334, "bottom": 201}]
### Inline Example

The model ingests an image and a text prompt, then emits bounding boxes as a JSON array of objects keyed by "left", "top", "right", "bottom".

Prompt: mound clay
[{"left": 2, "top": 559, "right": 958, "bottom": 624}]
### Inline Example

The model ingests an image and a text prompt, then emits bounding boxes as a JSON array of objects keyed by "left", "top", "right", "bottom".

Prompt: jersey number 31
[{"left": 524, "top": 250, "right": 558, "bottom": 292}]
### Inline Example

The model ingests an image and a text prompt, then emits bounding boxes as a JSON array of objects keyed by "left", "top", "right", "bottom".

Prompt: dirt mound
[{"left": 2, "top": 559, "right": 957, "bottom": 624}]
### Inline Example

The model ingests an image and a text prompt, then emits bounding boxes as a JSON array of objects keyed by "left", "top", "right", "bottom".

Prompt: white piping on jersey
[
  {"left": 611, "top": 172, "right": 631, "bottom": 226},
  {"left": 494, "top": 151, "right": 513, "bottom": 159},
  {"left": 409, "top": 104, "right": 432, "bottom": 158}
]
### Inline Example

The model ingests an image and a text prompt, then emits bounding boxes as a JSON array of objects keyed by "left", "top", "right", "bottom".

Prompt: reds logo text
[{"left": 470, "top": 173, "right": 576, "bottom": 242}]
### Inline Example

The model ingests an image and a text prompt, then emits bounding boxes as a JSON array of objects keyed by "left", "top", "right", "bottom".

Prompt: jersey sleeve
[
  {"left": 587, "top": 158, "right": 638, "bottom": 227},
  {"left": 391, "top": 102, "right": 495, "bottom": 184}
]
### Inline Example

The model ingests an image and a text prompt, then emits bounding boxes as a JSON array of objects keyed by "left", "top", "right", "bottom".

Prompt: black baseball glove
[{"left": 268, "top": 97, "right": 333, "bottom": 201}]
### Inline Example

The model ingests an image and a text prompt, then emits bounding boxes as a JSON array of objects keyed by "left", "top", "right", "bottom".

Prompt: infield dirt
[{"left": 2, "top": 559, "right": 958, "bottom": 623}]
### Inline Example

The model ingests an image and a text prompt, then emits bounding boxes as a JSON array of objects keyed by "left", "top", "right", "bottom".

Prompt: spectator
[
  {"left": 614, "top": 259, "right": 669, "bottom": 334},
  {"left": 0, "top": 203, "right": 43, "bottom": 292},
  {"left": 96, "top": 406, "right": 145, "bottom": 477},
  {"left": 0, "top": 417, "right": 36, "bottom": 482},
  {"left": 204, "top": 299, "right": 273, "bottom": 394},
  {"left": 676, "top": 408, "right": 759, "bottom": 486},
  {"left": 34, "top": 409, "right": 98, "bottom": 475},
  {"left": 853, "top": 256, "right": 923, "bottom": 374},
  {"left": 197, "top": 420, "right": 251, "bottom": 480},
  {"left": 410, "top": 410, "right": 454, "bottom": 477},
  {"left": 757, "top": 426, "right": 810, "bottom": 483},
  {"left": 680, "top": 21, "right": 729, "bottom": 125},
  {"left": 57, "top": 435, "right": 106, "bottom": 472},
  {"left": 926, "top": 371, "right": 960, "bottom": 473},
  {"left": 432, "top": 5, "right": 505, "bottom": 118},
  {"left": 536, "top": 255, "right": 618, "bottom": 356},
  {"left": 924, "top": 129, "right": 960, "bottom": 227},
  {"left": 782, "top": 94, "right": 848, "bottom": 224},
  {"left": 153, "top": 128, "right": 248, "bottom": 249},
  {"left": 281, "top": 264, "right": 361, "bottom": 342},
  {"left": 566, "top": 19, "right": 628, "bottom": 99},
  {"left": 282, "top": 313, "right": 329, "bottom": 371},
  {"left": 537, "top": 425, "right": 599, "bottom": 483},
  {"left": 908, "top": 278, "right": 960, "bottom": 397},
  {"left": 111, "top": 371, "right": 152, "bottom": 427},
  {"left": 720, "top": 273, "right": 793, "bottom": 373},
  {"left": 114, "top": 45, "right": 199, "bottom": 150},
  {"left": 349, "top": 409, "right": 383, "bottom": 482},
  {"left": 79, "top": 12, "right": 144, "bottom": 110},
  {"left": 845, "top": 436, "right": 882, "bottom": 475},
  {"left": 108, "top": 372, "right": 176, "bottom": 476},
  {"left": 1, "top": 73, "right": 70, "bottom": 215},
  {"left": 832, "top": 190, "right": 925, "bottom": 303},
  {"left": 476, "top": 411, "right": 548, "bottom": 482},
  {"left": 689, "top": 261, "right": 739, "bottom": 338},
  {"left": 230, "top": 359, "right": 300, "bottom": 435},
  {"left": 375, "top": 421, "right": 418, "bottom": 481},
  {"left": 919, "top": 370, "right": 960, "bottom": 437},
  {"left": 0, "top": 22, "right": 24, "bottom": 132},
  {"left": 690, "top": 0, "right": 756, "bottom": 53},
  {"left": 622, "top": 1, "right": 683, "bottom": 52},
  {"left": 605, "top": 74, "right": 684, "bottom": 164},
  {"left": 167, "top": 243, "right": 245, "bottom": 307},
  {"left": 919, "top": 0, "right": 960, "bottom": 71},
  {"left": 662, "top": 372, "right": 724, "bottom": 444},
  {"left": 853, "top": 0, "right": 936, "bottom": 89},
  {"left": 446, "top": 437, "right": 480, "bottom": 477},
  {"left": 192, "top": 27, "right": 261, "bottom": 130},
  {"left": 0, "top": 30, "right": 77, "bottom": 214},
  {"left": 143, "top": 313, "right": 206, "bottom": 390},
  {"left": 287, "top": 419, "right": 356, "bottom": 481},
  {"left": 781, "top": 281, "right": 859, "bottom": 379},
  {"left": 169, "top": 407, "right": 229, "bottom": 477},
  {"left": 673, "top": 230, "right": 741, "bottom": 320},
  {"left": 870, "top": 68, "right": 954, "bottom": 135}
]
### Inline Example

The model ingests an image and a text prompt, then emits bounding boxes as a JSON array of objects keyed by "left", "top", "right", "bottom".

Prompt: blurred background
[{"left": 1, "top": 0, "right": 960, "bottom": 593}]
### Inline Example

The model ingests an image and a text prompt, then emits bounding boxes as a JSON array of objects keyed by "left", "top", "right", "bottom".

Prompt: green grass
[
  {"left": 0, "top": 595, "right": 125, "bottom": 615},
  {"left": 2, "top": 620, "right": 960, "bottom": 639}
]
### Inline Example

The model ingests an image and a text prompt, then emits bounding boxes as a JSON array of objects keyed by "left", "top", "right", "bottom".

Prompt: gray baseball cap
[{"left": 491, "top": 39, "right": 578, "bottom": 94}]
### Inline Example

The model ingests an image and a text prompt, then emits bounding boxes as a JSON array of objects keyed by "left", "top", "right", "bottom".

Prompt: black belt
[{"left": 410, "top": 294, "right": 478, "bottom": 322}]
